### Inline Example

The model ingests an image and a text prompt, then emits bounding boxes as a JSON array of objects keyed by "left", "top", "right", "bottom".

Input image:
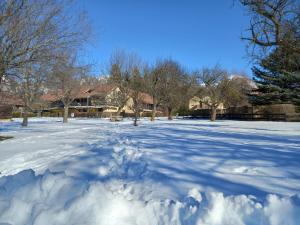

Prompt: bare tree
[
  {"left": 197, "top": 66, "right": 230, "bottom": 121},
  {"left": 108, "top": 64, "right": 130, "bottom": 115},
  {"left": 49, "top": 54, "right": 88, "bottom": 123},
  {"left": 158, "top": 59, "right": 188, "bottom": 120},
  {"left": 144, "top": 63, "right": 164, "bottom": 121},
  {"left": 16, "top": 62, "right": 50, "bottom": 126},
  {"left": 144, "top": 61, "right": 196, "bottom": 121},
  {"left": 108, "top": 50, "right": 141, "bottom": 116},
  {"left": 224, "top": 75, "right": 254, "bottom": 107},
  {"left": 0, "top": 0, "right": 24, "bottom": 88},
  {"left": 129, "top": 67, "right": 145, "bottom": 126},
  {"left": 240, "top": 0, "right": 300, "bottom": 58},
  {"left": 0, "top": 0, "right": 90, "bottom": 105}
]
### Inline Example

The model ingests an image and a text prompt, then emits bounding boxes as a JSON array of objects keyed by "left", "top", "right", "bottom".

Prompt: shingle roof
[
  {"left": 41, "top": 84, "right": 115, "bottom": 101},
  {"left": 41, "top": 84, "right": 153, "bottom": 104}
]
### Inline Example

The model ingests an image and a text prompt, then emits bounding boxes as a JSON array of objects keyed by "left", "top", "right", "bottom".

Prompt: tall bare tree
[
  {"left": 240, "top": 0, "right": 300, "bottom": 105},
  {"left": 240, "top": 0, "right": 300, "bottom": 58},
  {"left": 144, "top": 63, "right": 164, "bottom": 121},
  {"left": 224, "top": 75, "right": 254, "bottom": 107},
  {"left": 16, "top": 62, "right": 50, "bottom": 126},
  {"left": 158, "top": 59, "right": 188, "bottom": 120},
  {"left": 108, "top": 64, "right": 130, "bottom": 115},
  {"left": 129, "top": 67, "right": 145, "bottom": 126},
  {"left": 49, "top": 54, "right": 88, "bottom": 123},
  {"left": 0, "top": 0, "right": 90, "bottom": 107},
  {"left": 108, "top": 50, "right": 141, "bottom": 116},
  {"left": 197, "top": 66, "right": 230, "bottom": 121}
]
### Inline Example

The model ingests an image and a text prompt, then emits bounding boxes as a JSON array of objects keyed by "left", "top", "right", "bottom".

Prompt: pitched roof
[
  {"left": 91, "top": 84, "right": 115, "bottom": 95},
  {"left": 41, "top": 92, "right": 60, "bottom": 102},
  {"left": 41, "top": 84, "right": 154, "bottom": 105},
  {"left": 78, "top": 84, "right": 115, "bottom": 98},
  {"left": 41, "top": 84, "right": 116, "bottom": 102}
]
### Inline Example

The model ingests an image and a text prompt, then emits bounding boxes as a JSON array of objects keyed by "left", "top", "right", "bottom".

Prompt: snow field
[{"left": 0, "top": 118, "right": 300, "bottom": 225}]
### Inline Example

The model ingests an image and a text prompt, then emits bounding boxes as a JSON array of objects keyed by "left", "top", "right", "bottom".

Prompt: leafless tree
[
  {"left": 158, "top": 59, "right": 188, "bottom": 120},
  {"left": 0, "top": 0, "right": 90, "bottom": 106},
  {"left": 224, "top": 75, "right": 254, "bottom": 107},
  {"left": 240, "top": 0, "right": 300, "bottom": 59},
  {"left": 49, "top": 54, "right": 88, "bottom": 123},
  {"left": 16, "top": 62, "right": 50, "bottom": 126},
  {"left": 197, "top": 66, "right": 230, "bottom": 121},
  {"left": 144, "top": 62, "right": 165, "bottom": 121},
  {"left": 108, "top": 64, "right": 130, "bottom": 114},
  {"left": 108, "top": 50, "right": 142, "bottom": 116},
  {"left": 129, "top": 67, "right": 146, "bottom": 126}
]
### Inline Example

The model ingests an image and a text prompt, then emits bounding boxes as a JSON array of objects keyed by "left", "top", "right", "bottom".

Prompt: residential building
[{"left": 41, "top": 84, "right": 155, "bottom": 117}]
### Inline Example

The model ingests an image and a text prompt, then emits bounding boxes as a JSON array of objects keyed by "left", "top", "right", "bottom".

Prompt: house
[
  {"left": 189, "top": 75, "right": 254, "bottom": 112},
  {"left": 41, "top": 84, "right": 155, "bottom": 117}
]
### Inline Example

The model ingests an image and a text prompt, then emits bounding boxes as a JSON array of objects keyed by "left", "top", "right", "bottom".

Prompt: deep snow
[{"left": 0, "top": 118, "right": 300, "bottom": 225}]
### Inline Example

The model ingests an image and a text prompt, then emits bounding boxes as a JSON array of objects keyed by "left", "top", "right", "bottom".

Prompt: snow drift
[{"left": 0, "top": 169, "right": 300, "bottom": 225}]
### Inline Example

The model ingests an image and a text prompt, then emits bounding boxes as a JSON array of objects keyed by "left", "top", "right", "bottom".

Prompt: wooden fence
[{"left": 184, "top": 113, "right": 287, "bottom": 121}]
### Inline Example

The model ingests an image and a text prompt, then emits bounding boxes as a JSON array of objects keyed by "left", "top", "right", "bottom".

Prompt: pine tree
[{"left": 250, "top": 45, "right": 300, "bottom": 105}]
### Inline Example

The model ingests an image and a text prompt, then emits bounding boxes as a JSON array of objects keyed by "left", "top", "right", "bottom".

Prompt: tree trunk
[
  {"left": 37, "top": 110, "right": 42, "bottom": 117},
  {"left": 116, "top": 107, "right": 122, "bottom": 116},
  {"left": 117, "top": 102, "right": 126, "bottom": 116},
  {"left": 167, "top": 107, "right": 173, "bottom": 120},
  {"left": 151, "top": 101, "right": 157, "bottom": 121},
  {"left": 210, "top": 107, "right": 217, "bottom": 121},
  {"left": 133, "top": 112, "right": 138, "bottom": 126},
  {"left": 63, "top": 106, "right": 69, "bottom": 123},
  {"left": 0, "top": 67, "right": 5, "bottom": 105},
  {"left": 22, "top": 107, "right": 29, "bottom": 127}
]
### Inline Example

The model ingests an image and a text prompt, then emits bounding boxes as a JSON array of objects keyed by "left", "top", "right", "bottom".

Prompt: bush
[
  {"left": 175, "top": 106, "right": 190, "bottom": 116},
  {"left": 142, "top": 111, "right": 152, "bottom": 117},
  {"left": 12, "top": 111, "right": 21, "bottom": 118},
  {"left": 12, "top": 111, "right": 36, "bottom": 118}
]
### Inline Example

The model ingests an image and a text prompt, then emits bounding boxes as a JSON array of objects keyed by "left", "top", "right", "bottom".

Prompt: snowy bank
[{"left": 0, "top": 169, "right": 300, "bottom": 225}]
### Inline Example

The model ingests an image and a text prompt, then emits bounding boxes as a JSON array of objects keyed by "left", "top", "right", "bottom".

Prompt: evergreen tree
[
  {"left": 250, "top": 45, "right": 300, "bottom": 105},
  {"left": 240, "top": 0, "right": 300, "bottom": 105}
]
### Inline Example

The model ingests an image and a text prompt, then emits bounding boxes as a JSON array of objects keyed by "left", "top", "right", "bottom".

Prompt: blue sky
[{"left": 77, "top": 0, "right": 252, "bottom": 76}]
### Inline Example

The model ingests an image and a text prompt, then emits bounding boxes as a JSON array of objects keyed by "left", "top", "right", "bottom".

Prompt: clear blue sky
[{"left": 77, "top": 0, "right": 252, "bottom": 76}]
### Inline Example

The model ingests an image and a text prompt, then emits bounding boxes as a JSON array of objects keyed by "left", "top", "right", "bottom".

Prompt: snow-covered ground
[{"left": 0, "top": 118, "right": 300, "bottom": 225}]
